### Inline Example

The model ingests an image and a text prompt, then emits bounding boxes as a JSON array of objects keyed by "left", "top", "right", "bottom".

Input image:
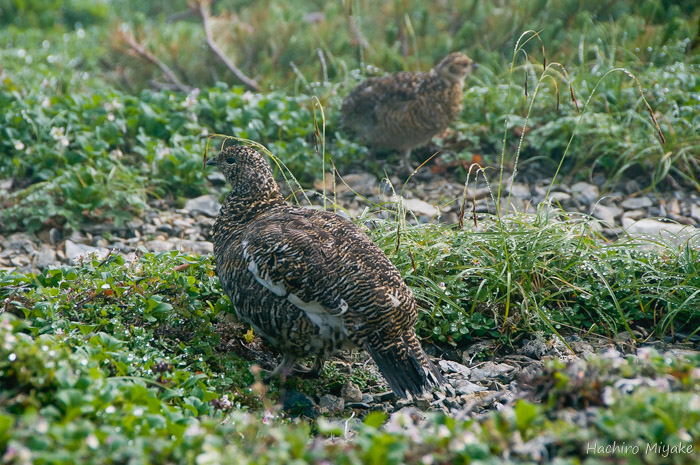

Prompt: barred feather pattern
[
  {"left": 209, "top": 146, "right": 444, "bottom": 397},
  {"left": 340, "top": 52, "right": 476, "bottom": 153}
]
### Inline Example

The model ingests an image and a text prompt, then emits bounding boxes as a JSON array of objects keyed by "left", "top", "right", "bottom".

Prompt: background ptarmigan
[
  {"left": 341, "top": 52, "right": 477, "bottom": 173},
  {"left": 206, "top": 145, "right": 444, "bottom": 398}
]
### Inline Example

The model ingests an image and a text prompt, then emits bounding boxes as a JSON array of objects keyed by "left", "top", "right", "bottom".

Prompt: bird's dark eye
[{"left": 225, "top": 157, "right": 236, "bottom": 164}]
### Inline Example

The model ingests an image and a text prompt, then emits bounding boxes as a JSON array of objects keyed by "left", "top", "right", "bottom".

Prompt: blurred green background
[{"left": 1, "top": 0, "right": 698, "bottom": 232}]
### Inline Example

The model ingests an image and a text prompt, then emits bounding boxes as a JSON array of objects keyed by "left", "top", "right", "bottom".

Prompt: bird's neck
[{"left": 219, "top": 187, "right": 285, "bottom": 225}]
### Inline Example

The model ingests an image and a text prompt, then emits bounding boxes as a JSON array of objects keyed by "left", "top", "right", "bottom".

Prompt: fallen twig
[
  {"left": 118, "top": 29, "right": 192, "bottom": 93},
  {"left": 194, "top": 0, "right": 261, "bottom": 92}
]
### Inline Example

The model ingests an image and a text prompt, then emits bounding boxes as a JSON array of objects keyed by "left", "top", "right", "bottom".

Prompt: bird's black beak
[{"left": 205, "top": 157, "right": 217, "bottom": 167}]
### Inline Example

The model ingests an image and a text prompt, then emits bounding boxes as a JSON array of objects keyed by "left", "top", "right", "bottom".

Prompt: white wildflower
[
  {"left": 185, "top": 422, "right": 204, "bottom": 437},
  {"left": 2, "top": 331, "right": 17, "bottom": 351},
  {"left": 86, "top": 434, "right": 99, "bottom": 449},
  {"left": 14, "top": 140, "right": 25, "bottom": 150}
]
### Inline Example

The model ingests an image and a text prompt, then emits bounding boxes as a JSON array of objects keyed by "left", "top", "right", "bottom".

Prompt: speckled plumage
[
  {"left": 207, "top": 146, "right": 444, "bottom": 398},
  {"left": 341, "top": 52, "right": 476, "bottom": 172}
]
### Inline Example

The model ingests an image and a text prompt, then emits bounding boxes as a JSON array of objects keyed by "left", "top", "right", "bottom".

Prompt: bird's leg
[
  {"left": 264, "top": 353, "right": 297, "bottom": 382},
  {"left": 400, "top": 148, "right": 415, "bottom": 176},
  {"left": 309, "top": 355, "right": 325, "bottom": 377},
  {"left": 292, "top": 355, "right": 325, "bottom": 378}
]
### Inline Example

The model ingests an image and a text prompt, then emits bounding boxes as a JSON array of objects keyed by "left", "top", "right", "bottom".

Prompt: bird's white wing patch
[
  {"left": 243, "top": 242, "right": 287, "bottom": 297},
  {"left": 288, "top": 293, "right": 344, "bottom": 338},
  {"left": 247, "top": 259, "right": 286, "bottom": 296}
]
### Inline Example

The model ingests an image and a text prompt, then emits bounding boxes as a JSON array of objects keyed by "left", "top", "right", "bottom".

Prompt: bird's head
[
  {"left": 205, "top": 145, "right": 281, "bottom": 199},
  {"left": 435, "top": 52, "right": 477, "bottom": 85}
]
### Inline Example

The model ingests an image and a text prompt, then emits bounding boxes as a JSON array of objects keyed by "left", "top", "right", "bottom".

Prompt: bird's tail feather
[{"left": 365, "top": 332, "right": 444, "bottom": 399}]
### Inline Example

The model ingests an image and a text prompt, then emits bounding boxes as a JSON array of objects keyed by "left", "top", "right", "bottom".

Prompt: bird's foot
[
  {"left": 293, "top": 356, "right": 325, "bottom": 378},
  {"left": 263, "top": 354, "right": 297, "bottom": 382}
]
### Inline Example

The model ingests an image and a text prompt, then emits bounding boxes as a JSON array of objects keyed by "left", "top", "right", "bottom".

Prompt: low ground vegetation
[{"left": 1, "top": 0, "right": 699, "bottom": 463}]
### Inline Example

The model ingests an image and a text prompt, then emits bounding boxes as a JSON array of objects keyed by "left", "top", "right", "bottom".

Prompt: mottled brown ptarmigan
[
  {"left": 206, "top": 145, "right": 444, "bottom": 398},
  {"left": 341, "top": 52, "right": 477, "bottom": 173}
]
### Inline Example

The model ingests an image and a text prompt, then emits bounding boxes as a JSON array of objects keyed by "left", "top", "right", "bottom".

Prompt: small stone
[
  {"left": 373, "top": 391, "right": 396, "bottom": 403},
  {"left": 10, "top": 255, "right": 32, "bottom": 272},
  {"left": 668, "top": 198, "right": 681, "bottom": 215},
  {"left": 95, "top": 238, "right": 110, "bottom": 248},
  {"left": 451, "top": 379, "right": 487, "bottom": 396},
  {"left": 470, "top": 362, "right": 516, "bottom": 382},
  {"left": 142, "top": 224, "right": 158, "bottom": 236},
  {"left": 4, "top": 233, "right": 37, "bottom": 254},
  {"left": 620, "top": 196, "right": 653, "bottom": 210},
  {"left": 340, "top": 381, "right": 363, "bottom": 403},
  {"left": 622, "top": 218, "right": 698, "bottom": 245},
  {"left": 570, "top": 182, "right": 600, "bottom": 204},
  {"left": 592, "top": 204, "right": 617, "bottom": 226},
  {"left": 64, "top": 240, "right": 108, "bottom": 262},
  {"left": 185, "top": 195, "right": 221, "bottom": 218},
  {"left": 322, "top": 172, "right": 378, "bottom": 197},
  {"left": 145, "top": 240, "right": 175, "bottom": 253},
  {"left": 443, "top": 397, "right": 461, "bottom": 410},
  {"left": 413, "top": 397, "right": 431, "bottom": 410},
  {"left": 32, "top": 244, "right": 58, "bottom": 269},
  {"left": 621, "top": 209, "right": 645, "bottom": 220},
  {"left": 668, "top": 213, "right": 694, "bottom": 225},
  {"left": 402, "top": 198, "right": 439, "bottom": 218},
  {"left": 521, "top": 338, "right": 548, "bottom": 358},
  {"left": 318, "top": 394, "right": 344, "bottom": 414},
  {"left": 360, "top": 394, "right": 373, "bottom": 404},
  {"left": 175, "top": 240, "right": 213, "bottom": 255},
  {"left": 281, "top": 390, "right": 318, "bottom": 418},
  {"left": 156, "top": 224, "right": 175, "bottom": 235},
  {"left": 173, "top": 218, "right": 194, "bottom": 229},
  {"left": 690, "top": 204, "right": 700, "bottom": 223},
  {"left": 624, "top": 179, "right": 640, "bottom": 194},
  {"left": 438, "top": 360, "right": 471, "bottom": 377},
  {"left": 668, "top": 349, "right": 699, "bottom": 360},
  {"left": 110, "top": 242, "right": 132, "bottom": 253},
  {"left": 49, "top": 228, "right": 63, "bottom": 245},
  {"left": 547, "top": 191, "right": 572, "bottom": 204},
  {"left": 507, "top": 183, "right": 531, "bottom": 198}
]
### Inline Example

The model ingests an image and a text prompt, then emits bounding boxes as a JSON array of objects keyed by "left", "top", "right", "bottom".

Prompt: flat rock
[
  {"left": 570, "top": 182, "right": 600, "bottom": 204},
  {"left": 469, "top": 362, "right": 516, "bottom": 382},
  {"left": 318, "top": 394, "right": 344, "bottom": 414},
  {"left": 340, "top": 381, "right": 364, "bottom": 403},
  {"left": 64, "top": 240, "right": 109, "bottom": 262},
  {"left": 451, "top": 379, "right": 487, "bottom": 395},
  {"left": 592, "top": 204, "right": 618, "bottom": 225},
  {"left": 621, "top": 209, "right": 646, "bottom": 220},
  {"left": 340, "top": 172, "right": 379, "bottom": 197},
  {"left": 145, "top": 240, "right": 176, "bottom": 253},
  {"left": 281, "top": 390, "right": 318, "bottom": 418},
  {"left": 32, "top": 244, "right": 58, "bottom": 269},
  {"left": 402, "top": 198, "right": 439, "bottom": 218},
  {"left": 3, "top": 233, "right": 37, "bottom": 254},
  {"left": 691, "top": 204, "right": 700, "bottom": 223},
  {"left": 175, "top": 240, "right": 213, "bottom": 255},
  {"left": 621, "top": 196, "right": 653, "bottom": 210},
  {"left": 438, "top": 360, "right": 471, "bottom": 377},
  {"left": 621, "top": 218, "right": 698, "bottom": 244},
  {"left": 184, "top": 195, "right": 221, "bottom": 218},
  {"left": 507, "top": 183, "right": 531, "bottom": 198},
  {"left": 546, "top": 191, "right": 572, "bottom": 204}
]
